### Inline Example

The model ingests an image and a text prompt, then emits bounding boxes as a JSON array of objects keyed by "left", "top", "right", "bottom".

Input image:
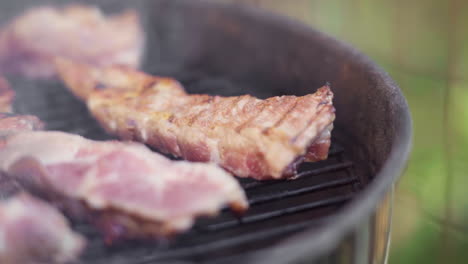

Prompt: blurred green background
[{"left": 219, "top": 0, "right": 468, "bottom": 263}]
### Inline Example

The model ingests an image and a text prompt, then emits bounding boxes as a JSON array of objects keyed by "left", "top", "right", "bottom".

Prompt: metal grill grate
[{"left": 9, "top": 76, "right": 360, "bottom": 264}]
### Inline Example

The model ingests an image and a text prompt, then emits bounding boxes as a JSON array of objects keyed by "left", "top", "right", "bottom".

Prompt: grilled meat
[
  {"left": 56, "top": 59, "right": 335, "bottom": 180},
  {"left": 0, "top": 131, "right": 248, "bottom": 242},
  {"left": 0, "top": 192, "right": 85, "bottom": 264},
  {"left": 0, "top": 5, "right": 144, "bottom": 78}
]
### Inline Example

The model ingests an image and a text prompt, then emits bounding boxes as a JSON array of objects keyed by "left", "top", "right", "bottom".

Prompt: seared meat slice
[
  {"left": 0, "top": 131, "right": 248, "bottom": 242},
  {"left": 0, "top": 76, "right": 14, "bottom": 112},
  {"left": 0, "top": 192, "right": 85, "bottom": 264},
  {"left": 56, "top": 59, "right": 335, "bottom": 180},
  {"left": 0, "top": 5, "right": 144, "bottom": 78}
]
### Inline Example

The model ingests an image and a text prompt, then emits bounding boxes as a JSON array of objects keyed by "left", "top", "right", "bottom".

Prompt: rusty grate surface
[{"left": 9, "top": 76, "right": 360, "bottom": 264}]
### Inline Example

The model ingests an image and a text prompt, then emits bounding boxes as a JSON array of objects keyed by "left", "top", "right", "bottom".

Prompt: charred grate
[{"left": 9, "top": 77, "right": 360, "bottom": 264}]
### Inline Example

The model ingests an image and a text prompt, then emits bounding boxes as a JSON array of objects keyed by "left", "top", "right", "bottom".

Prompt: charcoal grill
[{"left": 0, "top": 0, "right": 412, "bottom": 263}]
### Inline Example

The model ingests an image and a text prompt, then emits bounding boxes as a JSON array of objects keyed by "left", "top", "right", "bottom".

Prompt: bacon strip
[
  {"left": 0, "top": 5, "right": 144, "bottom": 79},
  {"left": 0, "top": 192, "right": 85, "bottom": 264},
  {"left": 0, "top": 131, "right": 248, "bottom": 242},
  {"left": 55, "top": 59, "right": 335, "bottom": 180}
]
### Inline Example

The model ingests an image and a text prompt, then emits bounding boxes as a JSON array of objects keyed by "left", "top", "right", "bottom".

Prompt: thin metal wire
[
  {"left": 248, "top": 176, "right": 357, "bottom": 206},
  {"left": 241, "top": 159, "right": 351, "bottom": 190}
]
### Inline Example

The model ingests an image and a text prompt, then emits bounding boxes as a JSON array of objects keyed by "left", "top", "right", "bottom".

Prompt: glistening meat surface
[
  {"left": 0, "top": 131, "right": 248, "bottom": 242},
  {"left": 56, "top": 59, "right": 335, "bottom": 180},
  {"left": 0, "top": 5, "right": 144, "bottom": 78},
  {"left": 0, "top": 192, "right": 85, "bottom": 264}
]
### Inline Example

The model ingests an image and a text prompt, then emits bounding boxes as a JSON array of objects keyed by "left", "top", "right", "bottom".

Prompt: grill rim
[
  {"left": 204, "top": 2, "right": 414, "bottom": 263},
  {"left": 144, "top": 0, "right": 409, "bottom": 262}
]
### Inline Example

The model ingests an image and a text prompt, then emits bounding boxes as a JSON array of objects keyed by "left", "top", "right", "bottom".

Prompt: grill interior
[{"left": 10, "top": 75, "right": 362, "bottom": 264}]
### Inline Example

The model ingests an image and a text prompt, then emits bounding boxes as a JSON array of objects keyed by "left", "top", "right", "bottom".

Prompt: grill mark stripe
[
  {"left": 186, "top": 96, "right": 215, "bottom": 126},
  {"left": 291, "top": 104, "right": 332, "bottom": 144},
  {"left": 229, "top": 95, "right": 244, "bottom": 109},
  {"left": 235, "top": 100, "right": 267, "bottom": 133},
  {"left": 225, "top": 96, "right": 245, "bottom": 123},
  {"left": 262, "top": 99, "right": 299, "bottom": 134}
]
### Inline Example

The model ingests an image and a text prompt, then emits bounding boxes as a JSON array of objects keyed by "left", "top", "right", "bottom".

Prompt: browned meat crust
[{"left": 56, "top": 59, "right": 335, "bottom": 180}]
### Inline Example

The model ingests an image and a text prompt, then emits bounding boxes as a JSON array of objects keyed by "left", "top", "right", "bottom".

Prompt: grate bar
[
  {"left": 248, "top": 176, "right": 358, "bottom": 206},
  {"left": 295, "top": 161, "right": 353, "bottom": 178},
  {"left": 242, "top": 161, "right": 353, "bottom": 190},
  {"left": 201, "top": 194, "right": 353, "bottom": 232},
  {"left": 328, "top": 145, "right": 344, "bottom": 156}
]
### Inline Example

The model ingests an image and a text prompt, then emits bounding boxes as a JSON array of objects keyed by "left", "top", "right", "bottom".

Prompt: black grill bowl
[{"left": 0, "top": 0, "right": 412, "bottom": 263}]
